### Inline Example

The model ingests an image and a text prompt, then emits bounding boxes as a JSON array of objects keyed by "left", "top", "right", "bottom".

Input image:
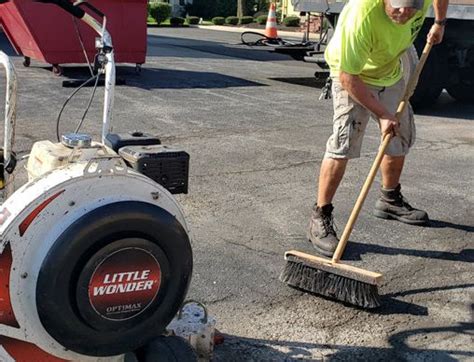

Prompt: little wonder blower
[
  {"left": 280, "top": 42, "right": 433, "bottom": 309},
  {"left": 0, "top": 0, "right": 196, "bottom": 360}
]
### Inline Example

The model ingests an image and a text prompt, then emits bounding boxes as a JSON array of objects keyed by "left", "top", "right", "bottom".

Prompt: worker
[{"left": 308, "top": 0, "right": 449, "bottom": 257}]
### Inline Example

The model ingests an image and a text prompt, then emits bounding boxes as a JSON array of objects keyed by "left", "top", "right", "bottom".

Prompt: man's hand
[
  {"left": 379, "top": 113, "right": 399, "bottom": 137},
  {"left": 430, "top": 0, "right": 449, "bottom": 44},
  {"left": 339, "top": 72, "right": 397, "bottom": 135},
  {"left": 427, "top": 23, "right": 445, "bottom": 45}
]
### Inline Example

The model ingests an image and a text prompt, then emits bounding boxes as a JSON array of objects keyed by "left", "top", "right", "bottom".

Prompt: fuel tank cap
[{"left": 61, "top": 133, "right": 92, "bottom": 148}]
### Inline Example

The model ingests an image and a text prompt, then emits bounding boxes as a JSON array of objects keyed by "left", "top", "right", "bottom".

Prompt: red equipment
[{"left": 0, "top": 0, "right": 147, "bottom": 72}]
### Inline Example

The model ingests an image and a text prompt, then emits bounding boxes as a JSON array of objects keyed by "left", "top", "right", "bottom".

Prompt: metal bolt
[
  {"left": 69, "top": 201, "right": 76, "bottom": 207},
  {"left": 20, "top": 272, "right": 28, "bottom": 279},
  {"left": 151, "top": 192, "right": 160, "bottom": 200}
]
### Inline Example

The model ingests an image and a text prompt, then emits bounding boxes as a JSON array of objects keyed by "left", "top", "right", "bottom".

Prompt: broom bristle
[{"left": 280, "top": 255, "right": 381, "bottom": 309}]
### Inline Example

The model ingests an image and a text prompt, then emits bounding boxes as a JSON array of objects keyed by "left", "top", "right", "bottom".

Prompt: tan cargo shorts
[{"left": 324, "top": 78, "right": 415, "bottom": 159}]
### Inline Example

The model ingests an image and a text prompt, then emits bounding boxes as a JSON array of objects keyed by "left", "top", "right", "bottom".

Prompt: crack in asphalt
[
  {"left": 415, "top": 138, "right": 473, "bottom": 151},
  {"left": 326, "top": 310, "right": 363, "bottom": 332},
  {"left": 201, "top": 293, "right": 235, "bottom": 305},
  {"left": 219, "top": 336, "right": 326, "bottom": 360},
  {"left": 383, "top": 263, "right": 427, "bottom": 287},
  {"left": 163, "top": 123, "right": 332, "bottom": 142},
  {"left": 191, "top": 159, "right": 321, "bottom": 178},
  {"left": 221, "top": 237, "right": 281, "bottom": 257}
]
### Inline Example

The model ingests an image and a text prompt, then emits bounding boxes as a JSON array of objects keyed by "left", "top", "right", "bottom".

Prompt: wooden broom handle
[{"left": 332, "top": 42, "right": 433, "bottom": 263}]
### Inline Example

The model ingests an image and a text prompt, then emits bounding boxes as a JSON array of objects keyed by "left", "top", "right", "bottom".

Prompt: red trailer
[{"left": 0, "top": 0, "right": 147, "bottom": 74}]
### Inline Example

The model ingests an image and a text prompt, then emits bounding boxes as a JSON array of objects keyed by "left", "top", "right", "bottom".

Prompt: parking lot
[{"left": 2, "top": 27, "right": 473, "bottom": 360}]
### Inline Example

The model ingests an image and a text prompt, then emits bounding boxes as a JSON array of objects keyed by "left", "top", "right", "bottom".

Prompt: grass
[{"left": 147, "top": 16, "right": 169, "bottom": 25}]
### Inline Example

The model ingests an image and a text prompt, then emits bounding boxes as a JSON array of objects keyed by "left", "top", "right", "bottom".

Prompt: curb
[{"left": 192, "top": 25, "right": 321, "bottom": 40}]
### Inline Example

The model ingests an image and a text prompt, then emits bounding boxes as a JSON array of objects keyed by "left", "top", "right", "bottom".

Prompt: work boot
[
  {"left": 307, "top": 203, "right": 339, "bottom": 257},
  {"left": 374, "top": 184, "right": 429, "bottom": 225}
]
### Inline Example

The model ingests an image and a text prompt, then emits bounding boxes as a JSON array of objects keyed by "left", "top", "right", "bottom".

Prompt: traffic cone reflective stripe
[{"left": 265, "top": 3, "right": 278, "bottom": 39}]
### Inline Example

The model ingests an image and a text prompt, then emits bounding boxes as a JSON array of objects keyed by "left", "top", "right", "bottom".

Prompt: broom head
[{"left": 280, "top": 250, "right": 383, "bottom": 309}]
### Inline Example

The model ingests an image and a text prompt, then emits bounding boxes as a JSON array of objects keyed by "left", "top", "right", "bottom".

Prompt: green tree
[
  {"left": 185, "top": 0, "right": 235, "bottom": 18},
  {"left": 216, "top": 0, "right": 237, "bottom": 17},
  {"left": 256, "top": 0, "right": 269, "bottom": 12},
  {"left": 149, "top": 2, "right": 172, "bottom": 24},
  {"left": 240, "top": 0, "right": 258, "bottom": 17},
  {"left": 185, "top": 0, "right": 217, "bottom": 19}
]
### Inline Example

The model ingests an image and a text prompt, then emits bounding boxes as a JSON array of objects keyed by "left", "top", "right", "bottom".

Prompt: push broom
[{"left": 280, "top": 41, "right": 433, "bottom": 309}]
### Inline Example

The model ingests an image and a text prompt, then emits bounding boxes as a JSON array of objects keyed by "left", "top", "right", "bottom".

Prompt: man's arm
[
  {"left": 428, "top": 0, "right": 449, "bottom": 44},
  {"left": 339, "top": 71, "right": 399, "bottom": 136}
]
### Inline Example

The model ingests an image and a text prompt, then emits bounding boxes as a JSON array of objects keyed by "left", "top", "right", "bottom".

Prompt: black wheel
[
  {"left": 139, "top": 336, "right": 197, "bottom": 362},
  {"left": 408, "top": 43, "right": 447, "bottom": 109},
  {"left": 410, "top": 60, "right": 443, "bottom": 109},
  {"left": 52, "top": 64, "right": 63, "bottom": 76},
  {"left": 36, "top": 201, "right": 193, "bottom": 356},
  {"left": 124, "top": 352, "right": 139, "bottom": 362},
  {"left": 23, "top": 56, "right": 31, "bottom": 67},
  {"left": 446, "top": 76, "right": 474, "bottom": 102},
  {"left": 135, "top": 64, "right": 142, "bottom": 74}
]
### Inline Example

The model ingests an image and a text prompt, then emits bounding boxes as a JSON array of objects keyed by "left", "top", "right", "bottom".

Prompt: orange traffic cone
[{"left": 265, "top": 2, "right": 279, "bottom": 39}]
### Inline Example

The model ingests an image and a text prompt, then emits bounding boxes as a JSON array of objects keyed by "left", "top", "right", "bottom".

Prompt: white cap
[{"left": 390, "top": 0, "right": 423, "bottom": 9}]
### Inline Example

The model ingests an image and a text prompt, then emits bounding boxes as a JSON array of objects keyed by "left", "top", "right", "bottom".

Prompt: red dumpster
[{"left": 0, "top": 0, "right": 147, "bottom": 70}]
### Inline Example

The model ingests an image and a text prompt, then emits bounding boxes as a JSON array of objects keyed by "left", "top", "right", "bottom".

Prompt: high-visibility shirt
[{"left": 325, "top": 0, "right": 432, "bottom": 87}]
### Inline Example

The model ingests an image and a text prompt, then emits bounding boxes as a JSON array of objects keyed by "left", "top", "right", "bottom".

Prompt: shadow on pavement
[
  {"left": 377, "top": 283, "right": 474, "bottom": 316},
  {"left": 427, "top": 219, "right": 474, "bottom": 232},
  {"left": 30, "top": 65, "right": 264, "bottom": 90},
  {"left": 125, "top": 67, "right": 264, "bottom": 90},
  {"left": 385, "top": 322, "right": 474, "bottom": 361},
  {"left": 269, "top": 76, "right": 327, "bottom": 89},
  {"left": 343, "top": 241, "right": 473, "bottom": 263},
  {"left": 386, "top": 283, "right": 474, "bottom": 298},
  {"left": 291, "top": 283, "right": 472, "bottom": 316},
  {"left": 214, "top": 322, "right": 474, "bottom": 361},
  {"left": 148, "top": 34, "right": 295, "bottom": 62},
  {"left": 375, "top": 297, "right": 428, "bottom": 316},
  {"left": 286, "top": 285, "right": 428, "bottom": 316}
]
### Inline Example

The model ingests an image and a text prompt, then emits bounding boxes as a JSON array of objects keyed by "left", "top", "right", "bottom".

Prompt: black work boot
[
  {"left": 307, "top": 203, "right": 339, "bottom": 257},
  {"left": 374, "top": 184, "right": 429, "bottom": 225}
]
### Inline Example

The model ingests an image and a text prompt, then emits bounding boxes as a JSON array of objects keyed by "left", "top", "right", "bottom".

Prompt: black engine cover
[
  {"left": 105, "top": 132, "right": 161, "bottom": 153},
  {"left": 119, "top": 145, "right": 189, "bottom": 194}
]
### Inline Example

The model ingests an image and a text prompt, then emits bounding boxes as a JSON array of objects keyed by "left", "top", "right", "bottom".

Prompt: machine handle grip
[
  {"left": 35, "top": 0, "right": 85, "bottom": 18},
  {"left": 74, "top": 0, "right": 105, "bottom": 19}
]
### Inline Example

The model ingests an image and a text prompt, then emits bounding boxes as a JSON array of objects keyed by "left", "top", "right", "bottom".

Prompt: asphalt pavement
[{"left": 1, "top": 27, "right": 473, "bottom": 361}]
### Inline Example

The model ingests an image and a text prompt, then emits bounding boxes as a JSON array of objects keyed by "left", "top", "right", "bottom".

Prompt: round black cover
[{"left": 36, "top": 201, "right": 193, "bottom": 356}]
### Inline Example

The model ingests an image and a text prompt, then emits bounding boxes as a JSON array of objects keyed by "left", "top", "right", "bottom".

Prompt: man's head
[{"left": 384, "top": 0, "right": 423, "bottom": 24}]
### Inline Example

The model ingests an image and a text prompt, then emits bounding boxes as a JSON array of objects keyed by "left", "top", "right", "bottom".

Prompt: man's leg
[
  {"left": 308, "top": 80, "right": 370, "bottom": 257},
  {"left": 307, "top": 158, "right": 348, "bottom": 256},
  {"left": 317, "top": 158, "right": 348, "bottom": 206},
  {"left": 380, "top": 155, "right": 404, "bottom": 189},
  {"left": 374, "top": 80, "right": 428, "bottom": 225}
]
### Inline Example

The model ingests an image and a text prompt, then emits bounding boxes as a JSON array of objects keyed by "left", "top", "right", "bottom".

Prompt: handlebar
[
  {"left": 0, "top": 51, "right": 17, "bottom": 198},
  {"left": 36, "top": 0, "right": 85, "bottom": 18},
  {"left": 74, "top": 0, "right": 105, "bottom": 19},
  {"left": 36, "top": 0, "right": 115, "bottom": 143}
]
